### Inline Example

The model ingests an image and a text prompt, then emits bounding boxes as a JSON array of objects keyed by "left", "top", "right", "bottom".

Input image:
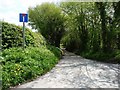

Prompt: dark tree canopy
[{"left": 28, "top": 2, "right": 120, "bottom": 62}]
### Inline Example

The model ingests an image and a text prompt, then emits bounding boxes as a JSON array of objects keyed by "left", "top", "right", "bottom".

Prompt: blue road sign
[{"left": 19, "top": 13, "right": 28, "bottom": 22}]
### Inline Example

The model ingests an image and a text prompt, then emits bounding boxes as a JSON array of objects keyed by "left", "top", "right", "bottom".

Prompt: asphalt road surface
[{"left": 15, "top": 51, "right": 120, "bottom": 88}]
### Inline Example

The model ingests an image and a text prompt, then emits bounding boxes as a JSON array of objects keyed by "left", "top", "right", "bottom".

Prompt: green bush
[
  {"left": 115, "top": 54, "right": 120, "bottom": 63},
  {"left": 1, "top": 46, "right": 59, "bottom": 90},
  {"left": 0, "top": 69, "right": 1, "bottom": 88},
  {"left": 0, "top": 52, "right": 3, "bottom": 89},
  {"left": 80, "top": 50, "right": 120, "bottom": 63},
  {"left": 114, "top": 50, "right": 120, "bottom": 63},
  {"left": 46, "top": 45, "right": 62, "bottom": 59},
  {"left": 2, "top": 21, "right": 46, "bottom": 49},
  {"left": 61, "top": 31, "right": 81, "bottom": 52}
]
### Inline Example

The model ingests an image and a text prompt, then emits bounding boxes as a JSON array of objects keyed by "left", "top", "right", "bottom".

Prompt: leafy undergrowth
[
  {"left": 2, "top": 21, "right": 46, "bottom": 49},
  {"left": 0, "top": 63, "right": 2, "bottom": 90},
  {"left": 114, "top": 50, "right": 120, "bottom": 63},
  {"left": 1, "top": 46, "right": 60, "bottom": 90},
  {"left": 79, "top": 50, "right": 120, "bottom": 64},
  {"left": 46, "top": 45, "right": 62, "bottom": 59}
]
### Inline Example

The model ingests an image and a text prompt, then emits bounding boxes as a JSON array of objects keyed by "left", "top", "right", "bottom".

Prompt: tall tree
[
  {"left": 113, "top": 2, "right": 120, "bottom": 49},
  {"left": 60, "top": 2, "right": 91, "bottom": 52},
  {"left": 28, "top": 3, "right": 65, "bottom": 47},
  {"left": 95, "top": 2, "right": 108, "bottom": 52}
]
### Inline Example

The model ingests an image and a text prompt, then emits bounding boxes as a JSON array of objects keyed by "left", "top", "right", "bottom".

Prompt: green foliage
[
  {"left": 28, "top": 3, "right": 65, "bottom": 47},
  {"left": 60, "top": 2, "right": 94, "bottom": 52},
  {"left": 2, "top": 22, "right": 46, "bottom": 49},
  {"left": 0, "top": 64, "right": 2, "bottom": 88},
  {"left": 61, "top": 30, "right": 81, "bottom": 52},
  {"left": 81, "top": 51, "right": 111, "bottom": 60},
  {"left": 60, "top": 2, "right": 120, "bottom": 63},
  {"left": 80, "top": 50, "right": 120, "bottom": 63},
  {"left": 46, "top": 45, "right": 62, "bottom": 59},
  {"left": 114, "top": 50, "right": 120, "bottom": 63},
  {"left": 1, "top": 46, "right": 60, "bottom": 90}
]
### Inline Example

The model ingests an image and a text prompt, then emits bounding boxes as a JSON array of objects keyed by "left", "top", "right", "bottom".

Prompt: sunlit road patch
[{"left": 15, "top": 52, "right": 119, "bottom": 88}]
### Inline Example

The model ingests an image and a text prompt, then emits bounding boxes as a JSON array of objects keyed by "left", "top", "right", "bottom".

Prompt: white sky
[{"left": 0, "top": 0, "right": 61, "bottom": 28}]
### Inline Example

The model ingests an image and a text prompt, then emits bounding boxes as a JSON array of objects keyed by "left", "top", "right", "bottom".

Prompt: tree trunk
[{"left": 96, "top": 2, "right": 108, "bottom": 52}]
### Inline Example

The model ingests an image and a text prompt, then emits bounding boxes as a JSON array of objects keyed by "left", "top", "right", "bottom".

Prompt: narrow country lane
[{"left": 15, "top": 51, "right": 119, "bottom": 88}]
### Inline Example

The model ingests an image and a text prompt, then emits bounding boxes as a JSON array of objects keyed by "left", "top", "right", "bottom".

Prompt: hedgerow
[
  {"left": 2, "top": 21, "right": 46, "bottom": 49},
  {"left": 1, "top": 46, "right": 60, "bottom": 90},
  {"left": 1, "top": 21, "right": 61, "bottom": 90}
]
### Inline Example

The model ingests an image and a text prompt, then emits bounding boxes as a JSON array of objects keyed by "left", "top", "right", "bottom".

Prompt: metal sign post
[
  {"left": 23, "top": 16, "right": 25, "bottom": 49},
  {"left": 19, "top": 13, "right": 28, "bottom": 49}
]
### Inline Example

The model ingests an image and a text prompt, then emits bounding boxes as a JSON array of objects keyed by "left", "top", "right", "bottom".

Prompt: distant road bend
[{"left": 15, "top": 51, "right": 119, "bottom": 88}]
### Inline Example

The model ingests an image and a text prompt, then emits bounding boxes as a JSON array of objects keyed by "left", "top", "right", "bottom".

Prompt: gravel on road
[{"left": 15, "top": 51, "right": 119, "bottom": 88}]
